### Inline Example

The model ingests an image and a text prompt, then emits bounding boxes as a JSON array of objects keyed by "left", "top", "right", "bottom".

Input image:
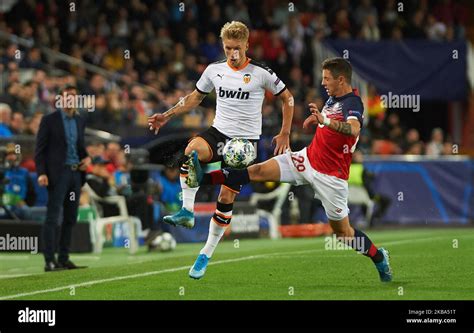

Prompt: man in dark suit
[{"left": 35, "top": 85, "right": 91, "bottom": 272}]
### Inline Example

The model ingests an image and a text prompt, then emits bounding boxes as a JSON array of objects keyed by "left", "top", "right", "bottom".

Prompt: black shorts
[{"left": 195, "top": 126, "right": 258, "bottom": 193}]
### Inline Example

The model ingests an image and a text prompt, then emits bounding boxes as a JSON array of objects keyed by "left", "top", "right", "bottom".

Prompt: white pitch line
[
  {"left": 0, "top": 274, "right": 35, "bottom": 279},
  {"left": 0, "top": 255, "right": 31, "bottom": 260},
  {"left": 0, "top": 254, "right": 272, "bottom": 300},
  {"left": 0, "top": 235, "right": 452, "bottom": 300}
]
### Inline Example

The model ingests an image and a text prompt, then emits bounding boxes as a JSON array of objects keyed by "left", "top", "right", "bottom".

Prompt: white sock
[
  {"left": 200, "top": 218, "right": 229, "bottom": 258},
  {"left": 180, "top": 174, "right": 199, "bottom": 212}
]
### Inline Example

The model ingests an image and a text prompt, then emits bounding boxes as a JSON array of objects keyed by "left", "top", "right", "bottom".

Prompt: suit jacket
[{"left": 35, "top": 110, "right": 88, "bottom": 188}]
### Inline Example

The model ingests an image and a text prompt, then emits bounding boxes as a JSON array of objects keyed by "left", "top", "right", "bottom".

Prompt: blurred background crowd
[
  {"left": 1, "top": 0, "right": 468, "bottom": 153},
  {"left": 0, "top": 0, "right": 471, "bottom": 228}
]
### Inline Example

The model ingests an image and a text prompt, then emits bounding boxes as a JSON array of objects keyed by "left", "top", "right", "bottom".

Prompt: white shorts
[{"left": 272, "top": 148, "right": 349, "bottom": 221}]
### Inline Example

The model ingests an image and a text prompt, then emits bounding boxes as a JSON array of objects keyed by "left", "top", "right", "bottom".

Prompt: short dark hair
[
  {"left": 59, "top": 84, "right": 78, "bottom": 94},
  {"left": 322, "top": 57, "right": 352, "bottom": 83}
]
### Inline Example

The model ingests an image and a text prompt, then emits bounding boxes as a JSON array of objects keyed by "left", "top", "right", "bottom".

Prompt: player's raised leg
[
  {"left": 185, "top": 151, "right": 282, "bottom": 188},
  {"left": 187, "top": 154, "right": 283, "bottom": 279},
  {"left": 163, "top": 138, "right": 212, "bottom": 229},
  {"left": 189, "top": 185, "right": 237, "bottom": 279},
  {"left": 329, "top": 216, "right": 393, "bottom": 282}
]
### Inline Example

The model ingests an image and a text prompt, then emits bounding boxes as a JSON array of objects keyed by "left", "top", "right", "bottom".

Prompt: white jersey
[{"left": 196, "top": 58, "right": 287, "bottom": 139}]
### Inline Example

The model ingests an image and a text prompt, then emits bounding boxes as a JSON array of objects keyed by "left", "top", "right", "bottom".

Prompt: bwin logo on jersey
[{"left": 218, "top": 87, "right": 250, "bottom": 100}]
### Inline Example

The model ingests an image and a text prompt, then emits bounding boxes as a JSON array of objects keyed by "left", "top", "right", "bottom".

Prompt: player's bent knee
[{"left": 184, "top": 138, "right": 211, "bottom": 161}]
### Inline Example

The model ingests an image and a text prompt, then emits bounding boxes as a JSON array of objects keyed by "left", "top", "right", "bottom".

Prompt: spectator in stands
[
  {"left": 405, "top": 10, "right": 427, "bottom": 39},
  {"left": 16, "top": 81, "right": 39, "bottom": 117},
  {"left": 104, "top": 142, "right": 122, "bottom": 173},
  {"left": 0, "top": 0, "right": 467, "bottom": 165},
  {"left": 354, "top": 0, "right": 378, "bottom": 26},
  {"left": 331, "top": 9, "right": 352, "bottom": 39},
  {"left": 287, "top": 66, "right": 307, "bottom": 102},
  {"left": 203, "top": 5, "right": 226, "bottom": 37},
  {"left": 9, "top": 112, "right": 26, "bottom": 135},
  {"left": 224, "top": 0, "right": 251, "bottom": 26},
  {"left": 442, "top": 142, "right": 454, "bottom": 155},
  {"left": 184, "top": 28, "right": 201, "bottom": 61},
  {"left": 381, "top": 0, "right": 399, "bottom": 29},
  {"left": 103, "top": 46, "right": 125, "bottom": 71},
  {"left": 0, "top": 82, "right": 20, "bottom": 107},
  {"left": 360, "top": 14, "right": 380, "bottom": 41},
  {"left": 0, "top": 43, "right": 19, "bottom": 66},
  {"left": 262, "top": 29, "right": 286, "bottom": 66},
  {"left": 157, "top": 166, "right": 182, "bottom": 214},
  {"left": 391, "top": 25, "right": 404, "bottom": 40},
  {"left": 426, "top": 127, "right": 444, "bottom": 156},
  {"left": 405, "top": 141, "right": 424, "bottom": 155},
  {"left": 0, "top": 103, "right": 13, "bottom": 137},
  {"left": 24, "top": 112, "right": 43, "bottom": 136},
  {"left": 86, "top": 141, "right": 106, "bottom": 160},
  {"left": 401, "top": 128, "right": 424, "bottom": 154},
  {"left": 19, "top": 47, "right": 43, "bottom": 69},
  {"left": 385, "top": 113, "right": 405, "bottom": 146},
  {"left": 0, "top": 143, "right": 36, "bottom": 220},
  {"left": 426, "top": 14, "right": 447, "bottom": 41},
  {"left": 199, "top": 32, "right": 222, "bottom": 63},
  {"left": 183, "top": 54, "right": 201, "bottom": 82},
  {"left": 86, "top": 156, "right": 116, "bottom": 198},
  {"left": 280, "top": 14, "right": 305, "bottom": 65}
]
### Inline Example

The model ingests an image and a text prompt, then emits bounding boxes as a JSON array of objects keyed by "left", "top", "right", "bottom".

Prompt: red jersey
[{"left": 307, "top": 92, "right": 364, "bottom": 180}]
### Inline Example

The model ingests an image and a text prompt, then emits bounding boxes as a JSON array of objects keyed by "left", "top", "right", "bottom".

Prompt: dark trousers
[{"left": 42, "top": 167, "right": 82, "bottom": 263}]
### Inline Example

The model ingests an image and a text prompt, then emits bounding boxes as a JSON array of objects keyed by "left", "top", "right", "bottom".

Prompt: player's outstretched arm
[
  {"left": 272, "top": 89, "right": 294, "bottom": 155},
  {"left": 147, "top": 89, "right": 207, "bottom": 134},
  {"left": 308, "top": 103, "right": 361, "bottom": 137}
]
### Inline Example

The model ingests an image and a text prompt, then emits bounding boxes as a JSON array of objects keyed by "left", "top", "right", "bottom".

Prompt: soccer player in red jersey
[{"left": 186, "top": 57, "right": 393, "bottom": 282}]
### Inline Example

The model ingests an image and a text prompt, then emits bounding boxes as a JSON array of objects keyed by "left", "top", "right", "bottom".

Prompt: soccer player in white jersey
[
  {"left": 148, "top": 21, "right": 294, "bottom": 278},
  {"left": 186, "top": 58, "right": 393, "bottom": 282}
]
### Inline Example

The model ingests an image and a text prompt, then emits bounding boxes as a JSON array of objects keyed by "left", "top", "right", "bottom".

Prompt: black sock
[{"left": 350, "top": 229, "right": 384, "bottom": 263}]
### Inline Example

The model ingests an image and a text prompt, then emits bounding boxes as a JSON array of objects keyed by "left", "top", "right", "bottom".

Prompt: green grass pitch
[{"left": 0, "top": 228, "right": 472, "bottom": 300}]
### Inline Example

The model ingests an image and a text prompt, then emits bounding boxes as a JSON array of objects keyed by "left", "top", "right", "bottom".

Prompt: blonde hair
[{"left": 220, "top": 21, "right": 249, "bottom": 41}]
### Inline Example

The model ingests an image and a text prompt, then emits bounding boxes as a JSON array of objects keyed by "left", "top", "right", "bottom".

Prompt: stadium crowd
[
  {"left": 1, "top": 0, "right": 466, "bottom": 150},
  {"left": 0, "top": 0, "right": 466, "bottom": 226}
]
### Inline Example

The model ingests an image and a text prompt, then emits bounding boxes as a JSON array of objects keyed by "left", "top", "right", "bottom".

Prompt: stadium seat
[
  {"left": 348, "top": 185, "right": 374, "bottom": 226},
  {"left": 83, "top": 183, "right": 140, "bottom": 254},
  {"left": 249, "top": 183, "right": 299, "bottom": 239}
]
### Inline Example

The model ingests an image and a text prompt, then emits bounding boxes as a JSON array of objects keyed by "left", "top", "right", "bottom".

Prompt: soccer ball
[
  {"left": 222, "top": 138, "right": 256, "bottom": 169},
  {"left": 149, "top": 232, "right": 177, "bottom": 252}
]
